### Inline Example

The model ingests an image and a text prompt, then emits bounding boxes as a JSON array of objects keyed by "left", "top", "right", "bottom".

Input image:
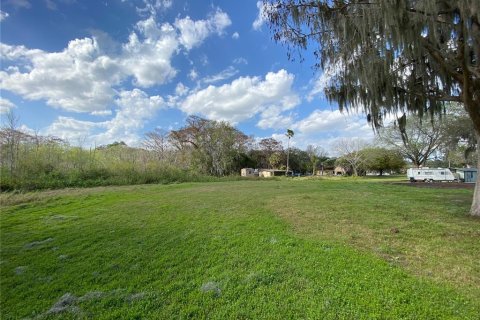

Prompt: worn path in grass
[{"left": 1, "top": 179, "right": 479, "bottom": 319}]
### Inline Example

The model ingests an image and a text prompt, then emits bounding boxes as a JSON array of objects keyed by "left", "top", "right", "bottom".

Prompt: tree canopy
[
  {"left": 377, "top": 115, "right": 444, "bottom": 167},
  {"left": 266, "top": 0, "right": 480, "bottom": 215},
  {"left": 266, "top": 0, "right": 479, "bottom": 129}
]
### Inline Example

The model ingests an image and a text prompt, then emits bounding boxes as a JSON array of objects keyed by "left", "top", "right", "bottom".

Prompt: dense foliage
[{"left": 377, "top": 106, "right": 477, "bottom": 167}]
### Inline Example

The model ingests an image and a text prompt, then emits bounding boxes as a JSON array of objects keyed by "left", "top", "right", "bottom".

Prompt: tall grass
[{"left": 0, "top": 137, "right": 243, "bottom": 191}]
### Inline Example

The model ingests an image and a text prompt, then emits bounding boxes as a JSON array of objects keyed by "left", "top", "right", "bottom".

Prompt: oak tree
[{"left": 266, "top": 0, "right": 480, "bottom": 215}]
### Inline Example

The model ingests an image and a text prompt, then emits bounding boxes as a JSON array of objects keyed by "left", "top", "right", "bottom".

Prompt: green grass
[{"left": 1, "top": 178, "right": 479, "bottom": 319}]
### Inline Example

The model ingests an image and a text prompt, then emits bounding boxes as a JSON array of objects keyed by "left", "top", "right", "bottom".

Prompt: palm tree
[{"left": 285, "top": 129, "right": 294, "bottom": 176}]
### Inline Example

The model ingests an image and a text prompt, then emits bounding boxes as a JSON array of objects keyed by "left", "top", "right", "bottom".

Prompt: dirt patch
[
  {"left": 47, "top": 293, "right": 80, "bottom": 315},
  {"left": 390, "top": 182, "right": 475, "bottom": 189},
  {"left": 24, "top": 238, "right": 54, "bottom": 249},
  {"left": 14, "top": 266, "right": 27, "bottom": 275},
  {"left": 78, "top": 291, "right": 105, "bottom": 302},
  {"left": 200, "top": 281, "right": 221, "bottom": 297},
  {"left": 126, "top": 292, "right": 146, "bottom": 302}
]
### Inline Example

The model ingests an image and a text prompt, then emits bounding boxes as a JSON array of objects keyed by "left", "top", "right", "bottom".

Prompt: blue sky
[{"left": 0, "top": 0, "right": 375, "bottom": 154}]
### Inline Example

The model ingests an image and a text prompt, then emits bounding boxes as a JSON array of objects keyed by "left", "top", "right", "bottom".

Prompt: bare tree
[
  {"left": 0, "top": 112, "right": 21, "bottom": 175},
  {"left": 143, "top": 128, "right": 171, "bottom": 161},
  {"left": 377, "top": 116, "right": 444, "bottom": 167},
  {"left": 334, "top": 138, "right": 368, "bottom": 176}
]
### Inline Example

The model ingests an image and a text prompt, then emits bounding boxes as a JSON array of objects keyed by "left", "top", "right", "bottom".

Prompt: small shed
[
  {"left": 259, "top": 169, "right": 289, "bottom": 177},
  {"left": 241, "top": 168, "right": 257, "bottom": 177},
  {"left": 456, "top": 168, "right": 478, "bottom": 183},
  {"left": 334, "top": 166, "right": 347, "bottom": 176}
]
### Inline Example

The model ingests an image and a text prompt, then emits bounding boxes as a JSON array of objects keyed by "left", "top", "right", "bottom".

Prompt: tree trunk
[{"left": 470, "top": 132, "right": 480, "bottom": 217}]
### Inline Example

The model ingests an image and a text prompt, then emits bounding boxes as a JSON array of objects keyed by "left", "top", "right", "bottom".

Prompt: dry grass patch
[{"left": 269, "top": 181, "right": 480, "bottom": 298}]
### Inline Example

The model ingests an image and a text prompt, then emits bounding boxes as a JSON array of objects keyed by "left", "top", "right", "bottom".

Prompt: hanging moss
[{"left": 266, "top": 0, "right": 480, "bottom": 133}]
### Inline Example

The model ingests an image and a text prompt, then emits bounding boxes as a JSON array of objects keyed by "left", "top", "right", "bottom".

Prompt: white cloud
[
  {"left": 175, "top": 82, "right": 189, "bottom": 96},
  {"left": 46, "top": 116, "right": 103, "bottom": 145},
  {"left": 45, "top": 89, "right": 165, "bottom": 146},
  {"left": 0, "top": 38, "right": 119, "bottom": 113},
  {"left": 232, "top": 32, "right": 239, "bottom": 39},
  {"left": 102, "top": 88, "right": 165, "bottom": 142},
  {"left": 256, "top": 106, "right": 294, "bottom": 130},
  {"left": 0, "top": 98, "right": 16, "bottom": 114},
  {"left": 1, "top": 10, "right": 231, "bottom": 113},
  {"left": 175, "top": 8, "right": 231, "bottom": 50},
  {"left": 136, "top": 0, "right": 173, "bottom": 17},
  {"left": 233, "top": 57, "right": 248, "bottom": 65},
  {"left": 174, "top": 17, "right": 209, "bottom": 50},
  {"left": 188, "top": 68, "right": 198, "bottom": 80},
  {"left": 179, "top": 69, "right": 299, "bottom": 125},
  {"left": 292, "top": 109, "right": 373, "bottom": 135},
  {"left": 253, "top": 1, "right": 272, "bottom": 31},
  {"left": 202, "top": 66, "right": 238, "bottom": 84},
  {"left": 307, "top": 61, "right": 344, "bottom": 102},
  {"left": 286, "top": 109, "right": 375, "bottom": 154},
  {"left": 0, "top": 11, "right": 9, "bottom": 21},
  {"left": 91, "top": 110, "right": 112, "bottom": 116},
  {"left": 121, "top": 17, "right": 178, "bottom": 87}
]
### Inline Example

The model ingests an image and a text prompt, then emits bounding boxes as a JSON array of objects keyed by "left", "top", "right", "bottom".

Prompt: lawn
[{"left": 1, "top": 178, "right": 479, "bottom": 319}]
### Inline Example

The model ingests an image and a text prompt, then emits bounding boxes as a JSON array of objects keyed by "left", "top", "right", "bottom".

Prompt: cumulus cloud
[
  {"left": 179, "top": 69, "right": 299, "bottom": 126},
  {"left": 287, "top": 109, "right": 375, "bottom": 154},
  {"left": 256, "top": 106, "right": 294, "bottom": 130},
  {"left": 293, "top": 109, "right": 372, "bottom": 134},
  {"left": 122, "top": 17, "right": 179, "bottom": 87},
  {"left": 0, "top": 97, "right": 16, "bottom": 114},
  {"left": 232, "top": 32, "right": 239, "bottom": 39},
  {"left": 0, "top": 38, "right": 119, "bottom": 113},
  {"left": 175, "top": 8, "right": 231, "bottom": 50},
  {"left": 175, "top": 82, "right": 189, "bottom": 96},
  {"left": 46, "top": 116, "right": 104, "bottom": 145},
  {"left": 0, "top": 9, "right": 232, "bottom": 113},
  {"left": 45, "top": 89, "right": 165, "bottom": 146}
]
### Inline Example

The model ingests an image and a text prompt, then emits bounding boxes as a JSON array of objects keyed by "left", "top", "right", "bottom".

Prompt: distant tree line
[
  {"left": 0, "top": 114, "right": 331, "bottom": 190},
  {"left": 334, "top": 105, "right": 477, "bottom": 176},
  {"left": 1, "top": 108, "right": 476, "bottom": 190}
]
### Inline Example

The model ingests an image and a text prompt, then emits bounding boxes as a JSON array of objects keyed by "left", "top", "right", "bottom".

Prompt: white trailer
[{"left": 407, "top": 168, "right": 456, "bottom": 182}]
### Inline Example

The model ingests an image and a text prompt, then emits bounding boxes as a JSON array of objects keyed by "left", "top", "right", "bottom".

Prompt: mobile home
[{"left": 407, "top": 168, "right": 456, "bottom": 182}]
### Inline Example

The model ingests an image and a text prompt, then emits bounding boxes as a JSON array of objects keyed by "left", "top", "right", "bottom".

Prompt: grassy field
[{"left": 1, "top": 178, "right": 479, "bottom": 319}]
